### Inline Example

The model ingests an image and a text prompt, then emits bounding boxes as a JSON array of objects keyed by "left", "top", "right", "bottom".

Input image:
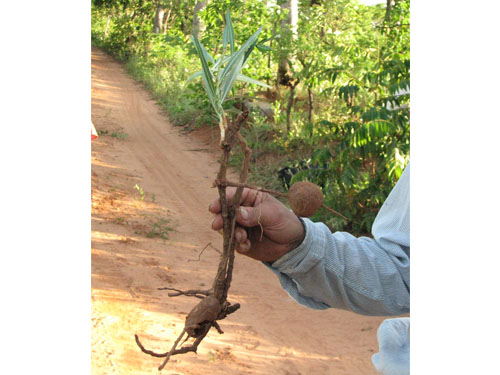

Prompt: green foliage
[
  {"left": 91, "top": 0, "right": 410, "bottom": 236},
  {"left": 134, "top": 184, "right": 145, "bottom": 200},
  {"left": 111, "top": 131, "right": 128, "bottom": 140},
  {"left": 191, "top": 12, "right": 269, "bottom": 110},
  {"left": 146, "top": 217, "right": 173, "bottom": 240}
]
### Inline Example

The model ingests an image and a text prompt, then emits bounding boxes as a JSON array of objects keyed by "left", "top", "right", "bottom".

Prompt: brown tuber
[
  {"left": 184, "top": 296, "right": 221, "bottom": 338},
  {"left": 287, "top": 181, "right": 324, "bottom": 218}
]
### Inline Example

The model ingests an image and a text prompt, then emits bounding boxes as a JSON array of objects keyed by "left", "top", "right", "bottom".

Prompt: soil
[{"left": 91, "top": 46, "right": 386, "bottom": 375}]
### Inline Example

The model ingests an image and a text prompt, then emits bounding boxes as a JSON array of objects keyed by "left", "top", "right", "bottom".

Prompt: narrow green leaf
[
  {"left": 219, "top": 52, "right": 245, "bottom": 102},
  {"left": 191, "top": 35, "right": 222, "bottom": 118},
  {"left": 259, "top": 34, "right": 280, "bottom": 44},
  {"left": 243, "top": 39, "right": 260, "bottom": 65},
  {"left": 236, "top": 74, "right": 271, "bottom": 88},
  {"left": 199, "top": 40, "right": 215, "bottom": 65},
  {"left": 212, "top": 54, "right": 231, "bottom": 74},
  {"left": 186, "top": 70, "right": 203, "bottom": 82},
  {"left": 222, "top": 10, "right": 235, "bottom": 54},
  {"left": 218, "top": 27, "right": 262, "bottom": 87},
  {"left": 256, "top": 44, "right": 272, "bottom": 52}
]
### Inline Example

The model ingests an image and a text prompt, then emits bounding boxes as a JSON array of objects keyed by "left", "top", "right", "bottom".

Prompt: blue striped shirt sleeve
[{"left": 266, "top": 163, "right": 410, "bottom": 316}]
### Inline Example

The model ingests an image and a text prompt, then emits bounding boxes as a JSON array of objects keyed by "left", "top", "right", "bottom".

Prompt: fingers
[
  {"left": 209, "top": 187, "right": 273, "bottom": 258},
  {"left": 208, "top": 199, "right": 220, "bottom": 214},
  {"left": 211, "top": 217, "right": 248, "bottom": 243},
  {"left": 211, "top": 205, "right": 265, "bottom": 231},
  {"left": 208, "top": 187, "right": 260, "bottom": 214},
  {"left": 234, "top": 226, "right": 248, "bottom": 243},
  {"left": 236, "top": 239, "right": 251, "bottom": 254},
  {"left": 213, "top": 219, "right": 252, "bottom": 254},
  {"left": 211, "top": 214, "right": 223, "bottom": 231},
  {"left": 236, "top": 206, "right": 266, "bottom": 228}
]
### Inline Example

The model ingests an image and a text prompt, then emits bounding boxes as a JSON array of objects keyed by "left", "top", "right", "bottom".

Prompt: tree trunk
[
  {"left": 192, "top": 0, "right": 207, "bottom": 39},
  {"left": 153, "top": 5, "right": 165, "bottom": 33},
  {"left": 286, "top": 86, "right": 294, "bottom": 134},
  {"left": 104, "top": 15, "right": 111, "bottom": 38},
  {"left": 162, "top": 7, "right": 172, "bottom": 34},
  {"left": 385, "top": 0, "right": 393, "bottom": 23},
  {"left": 277, "top": 0, "right": 298, "bottom": 86},
  {"left": 285, "top": 79, "right": 299, "bottom": 134}
]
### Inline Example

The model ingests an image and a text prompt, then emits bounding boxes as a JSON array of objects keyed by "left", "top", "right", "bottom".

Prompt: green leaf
[
  {"left": 241, "top": 27, "right": 263, "bottom": 65},
  {"left": 191, "top": 35, "right": 222, "bottom": 118},
  {"left": 259, "top": 34, "right": 280, "bottom": 44},
  {"left": 219, "top": 52, "right": 245, "bottom": 102},
  {"left": 222, "top": 10, "right": 235, "bottom": 54},
  {"left": 186, "top": 70, "right": 203, "bottom": 82},
  {"left": 218, "top": 26, "right": 262, "bottom": 87},
  {"left": 243, "top": 39, "right": 260, "bottom": 65},
  {"left": 236, "top": 74, "right": 271, "bottom": 88},
  {"left": 199, "top": 40, "right": 215, "bottom": 65},
  {"left": 256, "top": 44, "right": 272, "bottom": 52},
  {"left": 212, "top": 54, "right": 231, "bottom": 74}
]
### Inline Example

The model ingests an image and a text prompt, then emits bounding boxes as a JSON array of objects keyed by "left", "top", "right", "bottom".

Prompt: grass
[
  {"left": 146, "top": 217, "right": 173, "bottom": 241},
  {"left": 96, "top": 129, "right": 129, "bottom": 140},
  {"left": 111, "top": 132, "right": 128, "bottom": 140},
  {"left": 124, "top": 53, "right": 214, "bottom": 130},
  {"left": 134, "top": 184, "right": 145, "bottom": 201}
]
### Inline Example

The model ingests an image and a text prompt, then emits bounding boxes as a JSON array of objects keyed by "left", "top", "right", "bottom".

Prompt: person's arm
[
  {"left": 267, "top": 163, "right": 410, "bottom": 316},
  {"left": 209, "top": 163, "right": 410, "bottom": 316}
]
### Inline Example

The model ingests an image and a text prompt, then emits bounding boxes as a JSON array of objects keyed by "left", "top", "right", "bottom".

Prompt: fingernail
[
  {"left": 239, "top": 240, "right": 251, "bottom": 253},
  {"left": 236, "top": 231, "right": 242, "bottom": 242},
  {"left": 240, "top": 207, "right": 248, "bottom": 220},
  {"left": 208, "top": 203, "right": 213, "bottom": 212}
]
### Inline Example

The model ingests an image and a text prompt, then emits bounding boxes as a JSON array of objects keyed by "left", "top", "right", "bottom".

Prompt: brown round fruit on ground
[{"left": 287, "top": 181, "right": 323, "bottom": 217}]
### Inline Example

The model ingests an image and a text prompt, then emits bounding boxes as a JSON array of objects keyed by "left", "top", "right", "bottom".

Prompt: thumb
[{"left": 237, "top": 206, "right": 263, "bottom": 228}]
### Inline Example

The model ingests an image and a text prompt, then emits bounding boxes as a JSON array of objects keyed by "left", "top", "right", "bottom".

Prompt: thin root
[
  {"left": 188, "top": 242, "right": 222, "bottom": 262},
  {"left": 257, "top": 206, "right": 264, "bottom": 242},
  {"left": 158, "top": 287, "right": 211, "bottom": 299},
  {"left": 158, "top": 328, "right": 187, "bottom": 370},
  {"left": 321, "top": 204, "right": 349, "bottom": 223}
]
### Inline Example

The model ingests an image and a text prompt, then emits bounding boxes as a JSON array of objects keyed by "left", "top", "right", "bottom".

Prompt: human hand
[{"left": 209, "top": 187, "right": 305, "bottom": 263}]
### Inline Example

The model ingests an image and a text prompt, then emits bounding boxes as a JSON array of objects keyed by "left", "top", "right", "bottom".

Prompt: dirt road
[{"left": 91, "top": 46, "right": 385, "bottom": 375}]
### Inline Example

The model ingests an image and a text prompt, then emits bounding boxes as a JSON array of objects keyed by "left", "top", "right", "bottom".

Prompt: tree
[
  {"left": 192, "top": 0, "right": 208, "bottom": 39},
  {"left": 153, "top": 2, "right": 165, "bottom": 33},
  {"left": 385, "top": 0, "right": 393, "bottom": 23},
  {"left": 277, "top": 0, "right": 298, "bottom": 86}
]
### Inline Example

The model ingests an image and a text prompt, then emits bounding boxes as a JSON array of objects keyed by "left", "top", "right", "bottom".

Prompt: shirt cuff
[{"left": 267, "top": 217, "right": 327, "bottom": 275}]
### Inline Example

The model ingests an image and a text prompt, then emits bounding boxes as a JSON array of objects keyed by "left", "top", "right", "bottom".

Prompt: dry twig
[{"left": 188, "top": 242, "right": 221, "bottom": 263}]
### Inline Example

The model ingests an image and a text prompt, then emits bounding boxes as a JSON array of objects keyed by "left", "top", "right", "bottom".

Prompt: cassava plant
[
  {"left": 134, "top": 11, "right": 270, "bottom": 370},
  {"left": 134, "top": 10, "right": 346, "bottom": 370}
]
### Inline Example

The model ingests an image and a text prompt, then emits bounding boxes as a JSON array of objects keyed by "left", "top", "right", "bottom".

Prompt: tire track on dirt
[{"left": 100, "top": 58, "right": 215, "bottom": 232}]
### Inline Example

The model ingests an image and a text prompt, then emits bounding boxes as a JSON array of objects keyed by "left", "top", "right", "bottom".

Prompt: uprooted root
[
  {"left": 135, "top": 111, "right": 250, "bottom": 370},
  {"left": 135, "top": 297, "right": 240, "bottom": 370}
]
